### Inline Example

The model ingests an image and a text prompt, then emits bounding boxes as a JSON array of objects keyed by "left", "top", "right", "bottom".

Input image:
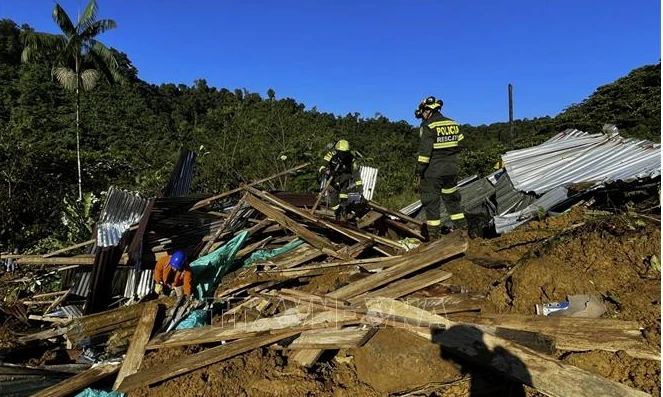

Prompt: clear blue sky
[{"left": 1, "top": 0, "right": 660, "bottom": 126}]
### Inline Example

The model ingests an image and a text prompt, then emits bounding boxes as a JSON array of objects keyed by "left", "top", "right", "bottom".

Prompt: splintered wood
[{"left": 13, "top": 182, "right": 657, "bottom": 397}]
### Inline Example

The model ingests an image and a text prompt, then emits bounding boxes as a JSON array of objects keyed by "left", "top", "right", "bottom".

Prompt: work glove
[
  {"left": 154, "top": 283, "right": 164, "bottom": 295},
  {"left": 173, "top": 285, "right": 184, "bottom": 297},
  {"left": 413, "top": 175, "right": 421, "bottom": 193}
]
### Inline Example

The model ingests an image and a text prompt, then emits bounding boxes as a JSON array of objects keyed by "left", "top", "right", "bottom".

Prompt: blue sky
[{"left": 1, "top": 0, "right": 660, "bottom": 126}]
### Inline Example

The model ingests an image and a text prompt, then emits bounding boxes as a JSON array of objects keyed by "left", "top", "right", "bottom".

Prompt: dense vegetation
[{"left": 0, "top": 18, "right": 660, "bottom": 251}]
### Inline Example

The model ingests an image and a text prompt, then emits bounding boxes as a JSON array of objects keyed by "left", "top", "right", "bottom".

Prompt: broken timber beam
[
  {"left": 329, "top": 234, "right": 467, "bottom": 300},
  {"left": 243, "top": 193, "right": 349, "bottom": 260},
  {"left": 243, "top": 186, "right": 402, "bottom": 251},
  {"left": 369, "top": 200, "right": 424, "bottom": 227},
  {"left": 289, "top": 234, "right": 467, "bottom": 367},
  {"left": 113, "top": 303, "right": 159, "bottom": 390},
  {"left": 189, "top": 162, "right": 310, "bottom": 211},
  {"left": 31, "top": 362, "right": 120, "bottom": 397},
  {"left": 368, "top": 298, "right": 651, "bottom": 397},
  {"left": 288, "top": 326, "right": 376, "bottom": 350},
  {"left": 118, "top": 332, "right": 301, "bottom": 393},
  {"left": 146, "top": 310, "right": 359, "bottom": 350},
  {"left": 451, "top": 313, "right": 660, "bottom": 361},
  {"left": 348, "top": 267, "right": 453, "bottom": 305}
]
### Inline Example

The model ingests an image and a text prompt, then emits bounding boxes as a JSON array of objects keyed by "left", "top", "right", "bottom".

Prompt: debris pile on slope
[{"left": 0, "top": 131, "right": 659, "bottom": 396}]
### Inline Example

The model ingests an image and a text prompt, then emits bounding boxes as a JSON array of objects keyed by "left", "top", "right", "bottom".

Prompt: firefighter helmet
[
  {"left": 419, "top": 96, "right": 443, "bottom": 111},
  {"left": 335, "top": 139, "right": 350, "bottom": 152}
]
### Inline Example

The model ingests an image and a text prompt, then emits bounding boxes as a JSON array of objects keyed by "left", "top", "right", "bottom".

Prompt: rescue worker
[
  {"left": 414, "top": 96, "right": 466, "bottom": 240},
  {"left": 153, "top": 250, "right": 193, "bottom": 297},
  {"left": 318, "top": 139, "right": 363, "bottom": 221}
]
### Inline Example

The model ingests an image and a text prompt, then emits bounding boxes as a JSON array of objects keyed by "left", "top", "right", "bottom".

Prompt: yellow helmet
[
  {"left": 418, "top": 95, "right": 443, "bottom": 111},
  {"left": 335, "top": 139, "right": 350, "bottom": 152}
]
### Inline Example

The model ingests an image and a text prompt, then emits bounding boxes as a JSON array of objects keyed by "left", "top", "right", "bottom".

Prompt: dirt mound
[
  {"left": 130, "top": 345, "right": 380, "bottom": 397},
  {"left": 354, "top": 328, "right": 462, "bottom": 393}
]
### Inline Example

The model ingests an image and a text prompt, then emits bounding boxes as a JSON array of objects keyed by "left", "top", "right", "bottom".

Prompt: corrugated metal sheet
[
  {"left": 399, "top": 175, "right": 480, "bottom": 216},
  {"left": 96, "top": 186, "right": 149, "bottom": 247},
  {"left": 359, "top": 166, "right": 378, "bottom": 201},
  {"left": 163, "top": 149, "right": 197, "bottom": 197},
  {"left": 494, "top": 186, "right": 571, "bottom": 233},
  {"left": 70, "top": 268, "right": 91, "bottom": 297},
  {"left": 46, "top": 304, "right": 83, "bottom": 318},
  {"left": 503, "top": 128, "right": 661, "bottom": 195},
  {"left": 123, "top": 269, "right": 154, "bottom": 298},
  {"left": 495, "top": 173, "right": 537, "bottom": 216}
]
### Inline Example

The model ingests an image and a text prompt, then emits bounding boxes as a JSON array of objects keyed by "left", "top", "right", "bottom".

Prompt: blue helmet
[{"left": 169, "top": 250, "right": 186, "bottom": 270}]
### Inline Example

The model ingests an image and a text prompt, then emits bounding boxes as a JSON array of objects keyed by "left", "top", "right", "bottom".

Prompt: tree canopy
[{"left": 0, "top": 18, "right": 659, "bottom": 251}]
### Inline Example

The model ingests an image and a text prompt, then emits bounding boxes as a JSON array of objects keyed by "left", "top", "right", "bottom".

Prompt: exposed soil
[{"left": 1, "top": 208, "right": 660, "bottom": 396}]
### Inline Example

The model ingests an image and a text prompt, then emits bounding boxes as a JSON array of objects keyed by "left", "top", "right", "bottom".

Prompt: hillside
[{"left": 0, "top": 18, "right": 660, "bottom": 250}]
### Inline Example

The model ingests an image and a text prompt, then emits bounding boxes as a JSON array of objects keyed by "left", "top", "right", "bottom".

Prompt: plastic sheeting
[
  {"left": 243, "top": 239, "right": 304, "bottom": 266},
  {"left": 74, "top": 389, "right": 125, "bottom": 397},
  {"left": 189, "top": 231, "right": 249, "bottom": 300},
  {"left": 175, "top": 309, "right": 209, "bottom": 330}
]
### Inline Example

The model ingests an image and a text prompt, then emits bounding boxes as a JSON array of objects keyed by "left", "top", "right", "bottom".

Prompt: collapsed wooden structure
[{"left": 1, "top": 165, "right": 659, "bottom": 397}]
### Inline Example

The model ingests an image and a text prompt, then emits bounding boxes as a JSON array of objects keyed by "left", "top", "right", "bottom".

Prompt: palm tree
[{"left": 21, "top": 0, "right": 123, "bottom": 200}]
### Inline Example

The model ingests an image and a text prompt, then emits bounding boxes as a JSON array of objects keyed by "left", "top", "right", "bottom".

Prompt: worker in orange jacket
[{"left": 153, "top": 250, "right": 193, "bottom": 297}]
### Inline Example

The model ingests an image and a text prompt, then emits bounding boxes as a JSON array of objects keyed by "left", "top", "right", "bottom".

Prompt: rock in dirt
[{"left": 353, "top": 328, "right": 462, "bottom": 393}]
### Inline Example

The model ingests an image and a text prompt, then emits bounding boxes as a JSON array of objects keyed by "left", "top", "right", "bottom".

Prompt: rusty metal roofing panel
[
  {"left": 96, "top": 186, "right": 149, "bottom": 247},
  {"left": 502, "top": 127, "right": 661, "bottom": 195},
  {"left": 359, "top": 166, "right": 378, "bottom": 201}
]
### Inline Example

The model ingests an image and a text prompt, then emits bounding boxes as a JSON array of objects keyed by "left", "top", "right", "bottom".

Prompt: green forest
[{"left": 0, "top": 17, "right": 660, "bottom": 252}]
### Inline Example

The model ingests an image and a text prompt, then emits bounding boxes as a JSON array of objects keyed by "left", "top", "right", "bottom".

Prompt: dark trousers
[
  {"left": 421, "top": 174, "right": 464, "bottom": 228},
  {"left": 328, "top": 173, "right": 352, "bottom": 212}
]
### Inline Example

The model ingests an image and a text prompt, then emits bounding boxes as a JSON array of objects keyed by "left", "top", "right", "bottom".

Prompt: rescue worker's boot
[
  {"left": 452, "top": 218, "right": 468, "bottom": 237},
  {"left": 428, "top": 225, "right": 442, "bottom": 241},
  {"left": 335, "top": 206, "right": 346, "bottom": 222}
]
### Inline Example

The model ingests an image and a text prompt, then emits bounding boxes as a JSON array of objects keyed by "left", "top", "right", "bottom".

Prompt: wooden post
[{"left": 113, "top": 303, "right": 159, "bottom": 390}]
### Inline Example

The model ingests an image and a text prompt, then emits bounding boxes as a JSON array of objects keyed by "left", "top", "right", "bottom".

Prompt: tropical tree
[{"left": 21, "top": 0, "right": 123, "bottom": 200}]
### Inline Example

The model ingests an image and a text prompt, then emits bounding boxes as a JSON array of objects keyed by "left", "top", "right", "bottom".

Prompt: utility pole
[{"left": 508, "top": 83, "right": 514, "bottom": 149}]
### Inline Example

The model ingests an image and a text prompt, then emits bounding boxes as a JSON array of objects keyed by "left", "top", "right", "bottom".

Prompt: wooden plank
[
  {"left": 146, "top": 310, "right": 359, "bottom": 350},
  {"left": 31, "top": 291, "right": 69, "bottom": 299},
  {"left": 369, "top": 200, "right": 424, "bottom": 226},
  {"left": 368, "top": 299, "right": 650, "bottom": 397},
  {"left": 42, "top": 239, "right": 95, "bottom": 258},
  {"left": 199, "top": 194, "right": 248, "bottom": 256},
  {"left": 118, "top": 332, "right": 300, "bottom": 393},
  {"left": 451, "top": 313, "right": 660, "bottom": 361},
  {"left": 288, "top": 326, "right": 376, "bottom": 349},
  {"left": 290, "top": 234, "right": 467, "bottom": 368},
  {"left": 66, "top": 299, "right": 174, "bottom": 348},
  {"left": 357, "top": 210, "right": 383, "bottom": 229},
  {"left": 18, "top": 327, "right": 68, "bottom": 344},
  {"left": 349, "top": 268, "right": 453, "bottom": 305},
  {"left": 244, "top": 186, "right": 402, "bottom": 250},
  {"left": 113, "top": 303, "right": 159, "bottom": 390},
  {"left": 329, "top": 234, "right": 467, "bottom": 300},
  {"left": 244, "top": 193, "right": 348, "bottom": 260},
  {"left": 290, "top": 349, "right": 324, "bottom": 367},
  {"left": 31, "top": 362, "right": 120, "bottom": 397},
  {"left": 27, "top": 315, "right": 72, "bottom": 325},
  {"left": 189, "top": 163, "right": 310, "bottom": 211},
  {"left": 44, "top": 289, "right": 70, "bottom": 315},
  {"left": 384, "top": 217, "right": 426, "bottom": 241},
  {"left": 234, "top": 236, "right": 274, "bottom": 259}
]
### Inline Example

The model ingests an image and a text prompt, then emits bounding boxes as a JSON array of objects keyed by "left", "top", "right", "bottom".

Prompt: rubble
[{"left": 0, "top": 141, "right": 660, "bottom": 396}]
